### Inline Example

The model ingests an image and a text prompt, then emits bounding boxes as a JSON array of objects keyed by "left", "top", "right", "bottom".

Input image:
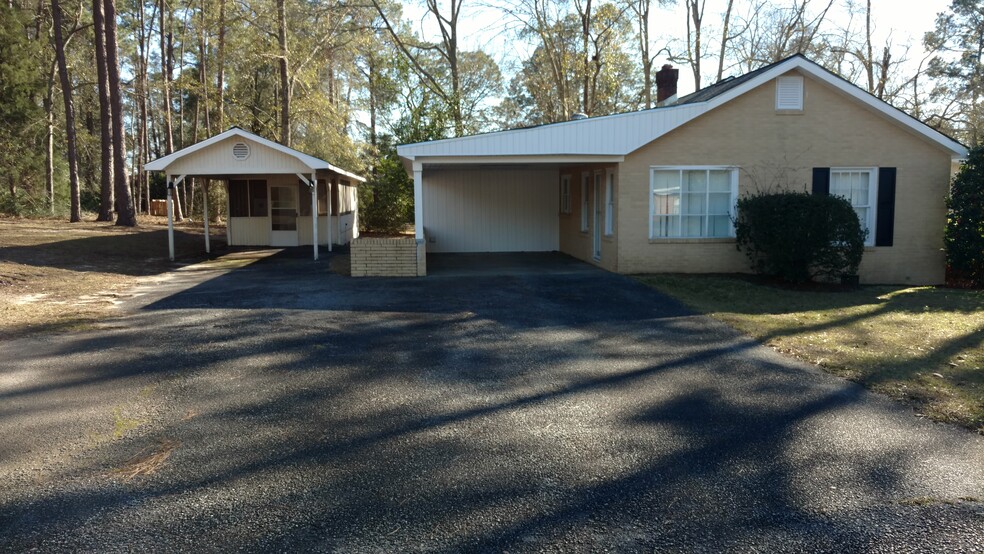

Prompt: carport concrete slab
[{"left": 427, "top": 251, "right": 599, "bottom": 277}]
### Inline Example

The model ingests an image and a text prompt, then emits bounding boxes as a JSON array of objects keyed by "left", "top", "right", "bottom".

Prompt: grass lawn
[
  {"left": 638, "top": 274, "right": 984, "bottom": 434},
  {"left": 0, "top": 216, "right": 223, "bottom": 339}
]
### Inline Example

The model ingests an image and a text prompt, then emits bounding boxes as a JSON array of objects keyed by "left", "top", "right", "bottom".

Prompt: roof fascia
[{"left": 411, "top": 155, "right": 625, "bottom": 168}]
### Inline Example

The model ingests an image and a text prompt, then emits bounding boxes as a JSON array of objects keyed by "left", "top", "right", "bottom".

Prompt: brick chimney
[{"left": 655, "top": 64, "right": 678, "bottom": 104}]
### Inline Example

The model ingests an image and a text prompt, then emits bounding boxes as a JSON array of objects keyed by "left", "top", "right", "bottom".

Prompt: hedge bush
[
  {"left": 945, "top": 145, "right": 984, "bottom": 288},
  {"left": 734, "top": 191, "right": 866, "bottom": 283}
]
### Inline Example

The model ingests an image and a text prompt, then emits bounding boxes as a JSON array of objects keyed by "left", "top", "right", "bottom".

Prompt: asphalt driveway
[{"left": 2, "top": 252, "right": 982, "bottom": 552}]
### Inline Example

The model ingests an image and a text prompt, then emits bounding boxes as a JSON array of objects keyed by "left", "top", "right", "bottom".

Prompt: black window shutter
[
  {"left": 812, "top": 168, "right": 830, "bottom": 195},
  {"left": 876, "top": 167, "right": 896, "bottom": 247}
]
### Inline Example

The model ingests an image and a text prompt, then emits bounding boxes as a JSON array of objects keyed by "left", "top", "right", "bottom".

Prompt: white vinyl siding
[
  {"left": 560, "top": 175, "right": 572, "bottom": 214},
  {"left": 422, "top": 167, "right": 559, "bottom": 252},
  {"left": 650, "top": 167, "right": 738, "bottom": 239},
  {"left": 227, "top": 217, "right": 270, "bottom": 245},
  {"left": 830, "top": 168, "right": 877, "bottom": 246},
  {"left": 604, "top": 171, "right": 615, "bottom": 236},
  {"left": 580, "top": 173, "right": 589, "bottom": 232},
  {"left": 776, "top": 75, "right": 804, "bottom": 110},
  {"left": 165, "top": 136, "right": 312, "bottom": 176}
]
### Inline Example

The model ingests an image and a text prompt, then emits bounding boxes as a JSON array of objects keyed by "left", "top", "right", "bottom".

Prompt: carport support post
[
  {"left": 327, "top": 178, "right": 333, "bottom": 252},
  {"left": 413, "top": 162, "right": 424, "bottom": 241},
  {"left": 166, "top": 175, "right": 175, "bottom": 261},
  {"left": 311, "top": 173, "right": 318, "bottom": 261},
  {"left": 202, "top": 180, "right": 210, "bottom": 254}
]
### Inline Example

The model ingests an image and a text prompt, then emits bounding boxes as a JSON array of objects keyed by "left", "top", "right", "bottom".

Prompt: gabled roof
[
  {"left": 145, "top": 127, "right": 365, "bottom": 182},
  {"left": 398, "top": 55, "right": 967, "bottom": 162}
]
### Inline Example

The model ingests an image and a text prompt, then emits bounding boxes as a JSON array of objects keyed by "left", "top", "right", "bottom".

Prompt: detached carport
[{"left": 145, "top": 127, "right": 365, "bottom": 261}]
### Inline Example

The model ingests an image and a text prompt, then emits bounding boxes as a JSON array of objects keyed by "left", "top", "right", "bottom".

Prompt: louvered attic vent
[
  {"left": 232, "top": 142, "right": 251, "bottom": 160},
  {"left": 776, "top": 75, "right": 804, "bottom": 111}
]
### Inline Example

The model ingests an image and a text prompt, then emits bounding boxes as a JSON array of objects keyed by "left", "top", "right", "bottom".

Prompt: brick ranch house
[{"left": 395, "top": 54, "right": 968, "bottom": 284}]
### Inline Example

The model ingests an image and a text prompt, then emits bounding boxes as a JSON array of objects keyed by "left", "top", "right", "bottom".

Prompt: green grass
[{"left": 637, "top": 274, "right": 984, "bottom": 433}]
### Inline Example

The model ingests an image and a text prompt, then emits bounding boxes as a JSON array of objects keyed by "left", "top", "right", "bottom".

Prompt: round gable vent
[{"left": 232, "top": 142, "right": 251, "bottom": 161}]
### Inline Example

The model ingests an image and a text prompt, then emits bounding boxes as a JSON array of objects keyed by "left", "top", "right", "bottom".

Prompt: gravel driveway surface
[{"left": 2, "top": 252, "right": 983, "bottom": 552}]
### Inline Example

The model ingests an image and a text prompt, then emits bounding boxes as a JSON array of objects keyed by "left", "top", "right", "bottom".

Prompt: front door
[
  {"left": 592, "top": 172, "right": 602, "bottom": 260},
  {"left": 270, "top": 184, "right": 299, "bottom": 247}
]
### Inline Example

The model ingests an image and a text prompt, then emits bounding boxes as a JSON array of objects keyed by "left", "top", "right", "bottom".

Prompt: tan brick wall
[
  {"left": 350, "top": 237, "right": 424, "bottom": 277},
  {"left": 617, "top": 69, "right": 954, "bottom": 284},
  {"left": 558, "top": 164, "right": 619, "bottom": 272}
]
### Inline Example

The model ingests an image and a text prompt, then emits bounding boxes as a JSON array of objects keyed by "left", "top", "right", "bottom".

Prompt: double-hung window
[
  {"left": 560, "top": 175, "right": 572, "bottom": 214},
  {"left": 650, "top": 167, "right": 738, "bottom": 238},
  {"left": 829, "top": 168, "right": 877, "bottom": 246},
  {"left": 580, "top": 173, "right": 590, "bottom": 232}
]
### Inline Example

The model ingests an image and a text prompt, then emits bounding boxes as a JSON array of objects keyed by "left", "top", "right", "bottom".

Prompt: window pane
[
  {"left": 317, "top": 179, "right": 328, "bottom": 214},
  {"left": 708, "top": 215, "right": 731, "bottom": 237},
  {"left": 855, "top": 207, "right": 868, "bottom": 228},
  {"left": 683, "top": 170, "right": 707, "bottom": 192},
  {"left": 249, "top": 180, "right": 267, "bottom": 217},
  {"left": 653, "top": 215, "right": 680, "bottom": 237},
  {"left": 652, "top": 171, "right": 679, "bottom": 195},
  {"left": 683, "top": 192, "right": 706, "bottom": 215},
  {"left": 853, "top": 172, "right": 869, "bottom": 205},
  {"left": 229, "top": 180, "right": 249, "bottom": 217},
  {"left": 298, "top": 181, "right": 312, "bottom": 216},
  {"left": 708, "top": 170, "right": 730, "bottom": 192},
  {"left": 708, "top": 192, "right": 731, "bottom": 214},
  {"left": 681, "top": 215, "right": 704, "bottom": 236}
]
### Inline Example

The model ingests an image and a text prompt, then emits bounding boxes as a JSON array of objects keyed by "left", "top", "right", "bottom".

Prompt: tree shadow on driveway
[{"left": 2, "top": 257, "right": 983, "bottom": 551}]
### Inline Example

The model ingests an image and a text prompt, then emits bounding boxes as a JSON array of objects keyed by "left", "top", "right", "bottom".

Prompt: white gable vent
[
  {"left": 776, "top": 75, "right": 804, "bottom": 110},
  {"left": 232, "top": 142, "right": 251, "bottom": 161}
]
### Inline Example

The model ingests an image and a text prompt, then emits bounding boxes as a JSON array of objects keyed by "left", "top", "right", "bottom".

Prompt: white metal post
[
  {"left": 166, "top": 175, "right": 175, "bottom": 261},
  {"left": 202, "top": 180, "right": 210, "bottom": 254},
  {"left": 327, "top": 178, "right": 333, "bottom": 252},
  {"left": 413, "top": 162, "right": 424, "bottom": 240},
  {"left": 311, "top": 173, "right": 318, "bottom": 261}
]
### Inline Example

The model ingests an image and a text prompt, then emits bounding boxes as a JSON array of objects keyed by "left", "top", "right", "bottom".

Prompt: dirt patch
[{"left": 0, "top": 216, "right": 225, "bottom": 339}]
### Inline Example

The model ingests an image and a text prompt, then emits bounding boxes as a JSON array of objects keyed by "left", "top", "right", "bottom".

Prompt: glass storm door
[{"left": 270, "top": 184, "right": 299, "bottom": 247}]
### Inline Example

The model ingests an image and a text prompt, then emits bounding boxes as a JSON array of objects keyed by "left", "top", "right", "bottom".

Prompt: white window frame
[
  {"left": 580, "top": 173, "right": 590, "bottom": 232},
  {"left": 560, "top": 175, "right": 572, "bottom": 214},
  {"left": 649, "top": 166, "right": 739, "bottom": 239},
  {"left": 829, "top": 167, "right": 878, "bottom": 247},
  {"left": 604, "top": 170, "right": 615, "bottom": 236}
]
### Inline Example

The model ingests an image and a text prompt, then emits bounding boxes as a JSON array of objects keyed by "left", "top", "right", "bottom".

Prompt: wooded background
[{"left": 1, "top": 0, "right": 981, "bottom": 228}]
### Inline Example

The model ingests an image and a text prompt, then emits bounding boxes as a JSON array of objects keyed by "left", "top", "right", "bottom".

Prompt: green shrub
[
  {"left": 734, "top": 191, "right": 866, "bottom": 283},
  {"left": 357, "top": 153, "right": 413, "bottom": 234},
  {"left": 945, "top": 145, "right": 984, "bottom": 288}
]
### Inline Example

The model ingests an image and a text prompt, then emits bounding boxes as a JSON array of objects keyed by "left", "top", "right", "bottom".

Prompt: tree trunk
[
  {"left": 159, "top": 0, "right": 173, "bottom": 154},
  {"left": 277, "top": 0, "right": 290, "bottom": 146},
  {"left": 716, "top": 0, "right": 734, "bottom": 83},
  {"left": 103, "top": 0, "right": 135, "bottom": 226},
  {"left": 52, "top": 0, "right": 81, "bottom": 222},
  {"left": 687, "top": 0, "right": 703, "bottom": 90},
  {"left": 636, "top": 0, "right": 652, "bottom": 109},
  {"left": 93, "top": 0, "right": 114, "bottom": 221},
  {"left": 215, "top": 0, "right": 225, "bottom": 130},
  {"left": 581, "top": 0, "right": 592, "bottom": 115},
  {"left": 160, "top": 0, "right": 183, "bottom": 220},
  {"left": 44, "top": 87, "right": 54, "bottom": 214},
  {"left": 198, "top": 1, "right": 210, "bottom": 136}
]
